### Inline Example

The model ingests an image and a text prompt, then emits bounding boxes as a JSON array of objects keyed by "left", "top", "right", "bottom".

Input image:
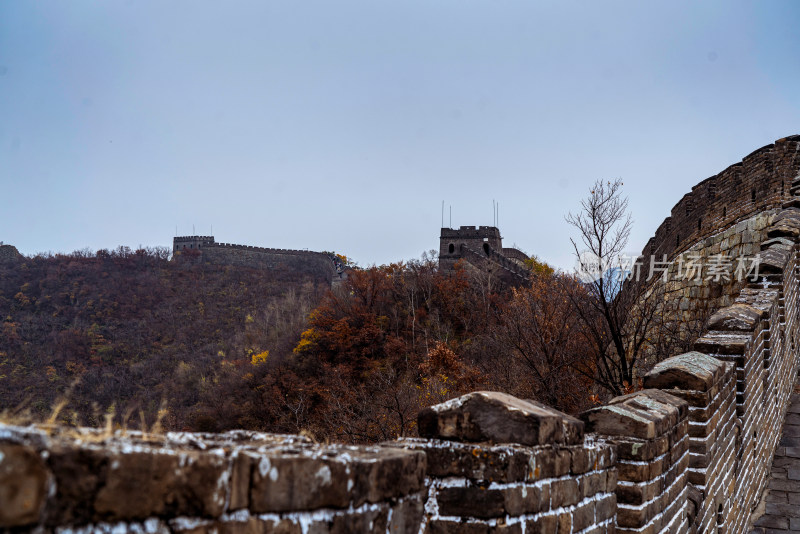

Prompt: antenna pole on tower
[
  {"left": 449, "top": 206, "right": 452, "bottom": 228},
  {"left": 441, "top": 200, "right": 444, "bottom": 228}
]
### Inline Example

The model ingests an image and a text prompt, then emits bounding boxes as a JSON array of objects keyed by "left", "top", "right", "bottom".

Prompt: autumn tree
[
  {"left": 488, "top": 272, "right": 593, "bottom": 413},
  {"left": 293, "top": 265, "right": 409, "bottom": 375}
]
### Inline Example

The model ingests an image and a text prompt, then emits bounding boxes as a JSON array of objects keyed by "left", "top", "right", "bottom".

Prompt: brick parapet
[
  {"left": 573, "top": 135, "right": 800, "bottom": 532},
  {"left": 644, "top": 240, "right": 800, "bottom": 531},
  {"left": 390, "top": 437, "right": 617, "bottom": 533},
  {"left": 440, "top": 226, "right": 502, "bottom": 240},
  {"left": 581, "top": 390, "right": 691, "bottom": 533},
  {"left": 642, "top": 353, "right": 737, "bottom": 532}
]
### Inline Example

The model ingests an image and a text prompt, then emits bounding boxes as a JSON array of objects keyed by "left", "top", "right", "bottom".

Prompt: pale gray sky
[{"left": 3, "top": 1, "right": 800, "bottom": 268}]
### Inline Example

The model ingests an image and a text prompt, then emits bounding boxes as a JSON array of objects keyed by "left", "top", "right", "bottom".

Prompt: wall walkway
[{"left": 751, "top": 379, "right": 800, "bottom": 533}]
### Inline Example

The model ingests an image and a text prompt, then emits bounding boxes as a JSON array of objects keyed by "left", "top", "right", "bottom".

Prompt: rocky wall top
[{"left": 0, "top": 424, "right": 426, "bottom": 533}]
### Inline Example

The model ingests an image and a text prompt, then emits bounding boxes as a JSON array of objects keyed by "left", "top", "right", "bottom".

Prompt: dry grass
[
  {"left": 0, "top": 397, "right": 35, "bottom": 427},
  {"left": 0, "top": 382, "right": 171, "bottom": 443},
  {"left": 299, "top": 429, "right": 319, "bottom": 443}
]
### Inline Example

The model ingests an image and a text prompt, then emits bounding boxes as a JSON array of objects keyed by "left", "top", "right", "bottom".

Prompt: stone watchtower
[
  {"left": 439, "top": 226, "right": 503, "bottom": 271},
  {"left": 173, "top": 235, "right": 215, "bottom": 254},
  {"left": 438, "top": 225, "right": 531, "bottom": 285}
]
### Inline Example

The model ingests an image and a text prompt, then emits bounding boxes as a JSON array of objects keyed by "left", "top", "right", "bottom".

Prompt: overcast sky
[{"left": 2, "top": 1, "right": 800, "bottom": 269}]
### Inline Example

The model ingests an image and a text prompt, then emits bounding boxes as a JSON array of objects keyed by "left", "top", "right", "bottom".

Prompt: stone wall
[
  {"left": 582, "top": 389, "right": 690, "bottom": 533},
  {"left": 642, "top": 136, "right": 800, "bottom": 265},
  {"left": 0, "top": 425, "right": 426, "bottom": 533},
  {"left": 172, "top": 236, "right": 345, "bottom": 285},
  {"left": 0, "top": 244, "right": 21, "bottom": 262},
  {"left": 395, "top": 392, "right": 618, "bottom": 533},
  {"left": 632, "top": 209, "right": 777, "bottom": 372},
  {"left": 202, "top": 245, "right": 340, "bottom": 282}
]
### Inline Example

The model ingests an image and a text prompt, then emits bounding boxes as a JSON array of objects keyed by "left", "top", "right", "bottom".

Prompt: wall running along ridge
[
  {"left": 171, "top": 236, "right": 346, "bottom": 285},
  {"left": 3, "top": 138, "right": 800, "bottom": 533}
]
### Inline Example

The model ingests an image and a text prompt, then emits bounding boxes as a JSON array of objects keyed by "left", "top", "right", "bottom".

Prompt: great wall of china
[
  {"left": 438, "top": 225, "right": 532, "bottom": 286},
  {"left": 4, "top": 136, "right": 800, "bottom": 532},
  {"left": 171, "top": 236, "right": 348, "bottom": 285}
]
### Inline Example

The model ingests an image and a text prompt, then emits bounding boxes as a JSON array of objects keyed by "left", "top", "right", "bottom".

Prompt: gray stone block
[{"left": 418, "top": 391, "right": 584, "bottom": 446}]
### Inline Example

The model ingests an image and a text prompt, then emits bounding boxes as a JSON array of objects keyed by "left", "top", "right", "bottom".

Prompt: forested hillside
[
  {"left": 0, "top": 247, "right": 325, "bottom": 430},
  {"left": 0, "top": 247, "right": 594, "bottom": 442}
]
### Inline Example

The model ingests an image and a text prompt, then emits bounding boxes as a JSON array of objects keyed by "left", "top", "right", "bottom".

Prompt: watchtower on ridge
[
  {"left": 438, "top": 225, "right": 530, "bottom": 286},
  {"left": 173, "top": 236, "right": 215, "bottom": 253},
  {"left": 439, "top": 226, "right": 503, "bottom": 271}
]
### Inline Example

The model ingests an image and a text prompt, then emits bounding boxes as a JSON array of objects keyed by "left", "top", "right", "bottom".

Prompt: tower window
[
  {"left": 448, "top": 243, "right": 455, "bottom": 254},
  {"left": 483, "top": 243, "right": 490, "bottom": 256}
]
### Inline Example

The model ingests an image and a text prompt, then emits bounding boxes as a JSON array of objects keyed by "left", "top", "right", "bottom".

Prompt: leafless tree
[{"left": 566, "top": 179, "right": 665, "bottom": 396}]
